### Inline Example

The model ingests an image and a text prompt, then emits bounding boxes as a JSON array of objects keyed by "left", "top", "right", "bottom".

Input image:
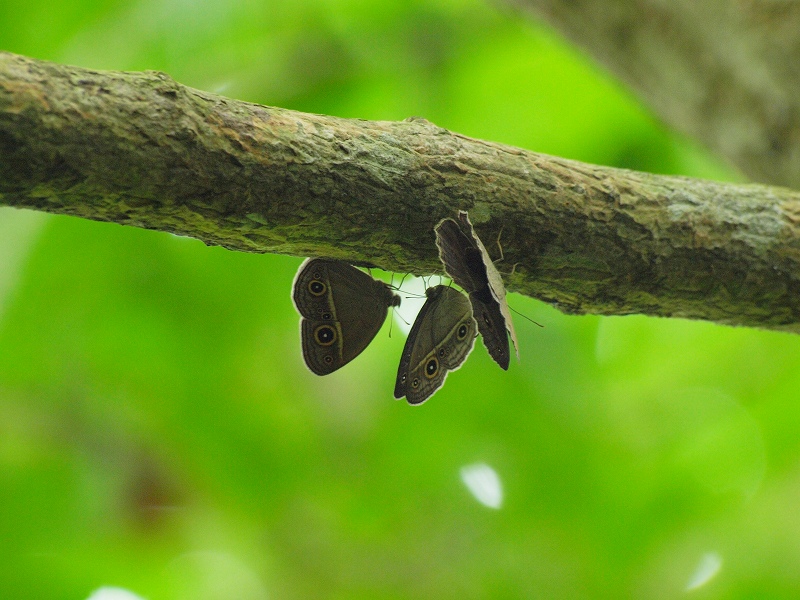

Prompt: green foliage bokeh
[{"left": 1, "top": 1, "right": 799, "bottom": 599}]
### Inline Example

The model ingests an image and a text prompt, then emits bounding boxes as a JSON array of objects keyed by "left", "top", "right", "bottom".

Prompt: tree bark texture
[
  {"left": 3, "top": 51, "right": 800, "bottom": 333},
  {"left": 505, "top": 0, "right": 800, "bottom": 189}
]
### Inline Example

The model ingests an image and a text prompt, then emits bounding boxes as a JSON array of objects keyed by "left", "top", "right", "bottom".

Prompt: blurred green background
[{"left": 2, "top": 0, "right": 799, "bottom": 598}]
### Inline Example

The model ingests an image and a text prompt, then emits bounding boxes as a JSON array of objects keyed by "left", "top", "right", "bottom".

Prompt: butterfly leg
[{"left": 495, "top": 226, "right": 505, "bottom": 263}]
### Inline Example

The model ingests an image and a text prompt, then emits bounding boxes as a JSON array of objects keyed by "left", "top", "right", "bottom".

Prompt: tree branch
[
  {"left": 505, "top": 0, "right": 800, "bottom": 189},
  {"left": 3, "top": 51, "right": 800, "bottom": 332}
]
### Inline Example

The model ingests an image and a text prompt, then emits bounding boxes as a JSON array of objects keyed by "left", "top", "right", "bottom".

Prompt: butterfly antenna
[
  {"left": 402, "top": 291, "right": 425, "bottom": 299},
  {"left": 394, "top": 309, "right": 411, "bottom": 327},
  {"left": 509, "top": 305, "right": 544, "bottom": 328}
]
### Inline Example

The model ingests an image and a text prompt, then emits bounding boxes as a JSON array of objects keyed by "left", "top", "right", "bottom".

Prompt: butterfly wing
[
  {"left": 434, "top": 218, "right": 486, "bottom": 292},
  {"left": 292, "top": 258, "right": 399, "bottom": 375},
  {"left": 468, "top": 285, "right": 510, "bottom": 370},
  {"left": 395, "top": 285, "right": 477, "bottom": 405}
]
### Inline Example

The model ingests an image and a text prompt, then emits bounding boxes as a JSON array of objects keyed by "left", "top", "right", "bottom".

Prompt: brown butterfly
[
  {"left": 394, "top": 285, "right": 477, "bottom": 405},
  {"left": 435, "top": 212, "right": 518, "bottom": 369},
  {"left": 292, "top": 258, "right": 400, "bottom": 375}
]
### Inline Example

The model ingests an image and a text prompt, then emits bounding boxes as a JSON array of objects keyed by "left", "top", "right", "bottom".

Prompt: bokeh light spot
[{"left": 393, "top": 275, "right": 429, "bottom": 336}]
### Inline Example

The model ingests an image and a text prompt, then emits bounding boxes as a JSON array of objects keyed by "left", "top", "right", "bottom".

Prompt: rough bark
[
  {"left": 3, "top": 51, "right": 800, "bottom": 332},
  {"left": 504, "top": 0, "right": 800, "bottom": 189}
]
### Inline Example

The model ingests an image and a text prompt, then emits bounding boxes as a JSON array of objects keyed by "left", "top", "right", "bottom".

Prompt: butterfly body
[
  {"left": 292, "top": 258, "right": 400, "bottom": 375},
  {"left": 394, "top": 285, "right": 477, "bottom": 405}
]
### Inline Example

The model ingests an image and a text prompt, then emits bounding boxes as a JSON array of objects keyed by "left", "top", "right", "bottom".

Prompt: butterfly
[
  {"left": 292, "top": 258, "right": 400, "bottom": 374},
  {"left": 435, "top": 211, "right": 518, "bottom": 369},
  {"left": 394, "top": 284, "right": 477, "bottom": 405}
]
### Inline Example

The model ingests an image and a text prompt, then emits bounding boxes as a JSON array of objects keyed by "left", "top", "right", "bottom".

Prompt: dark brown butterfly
[
  {"left": 394, "top": 285, "right": 477, "bottom": 405},
  {"left": 435, "top": 211, "right": 518, "bottom": 370},
  {"left": 292, "top": 258, "right": 400, "bottom": 375}
]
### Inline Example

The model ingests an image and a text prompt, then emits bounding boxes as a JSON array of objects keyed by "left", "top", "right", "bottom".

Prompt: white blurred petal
[
  {"left": 685, "top": 552, "right": 722, "bottom": 591},
  {"left": 86, "top": 587, "right": 147, "bottom": 600},
  {"left": 460, "top": 463, "right": 503, "bottom": 509}
]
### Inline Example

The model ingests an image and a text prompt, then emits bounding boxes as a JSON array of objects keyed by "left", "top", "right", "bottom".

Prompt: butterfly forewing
[
  {"left": 325, "top": 262, "right": 397, "bottom": 365},
  {"left": 434, "top": 219, "right": 486, "bottom": 292}
]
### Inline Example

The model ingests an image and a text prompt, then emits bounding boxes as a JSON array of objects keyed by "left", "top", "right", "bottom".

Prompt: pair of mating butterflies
[{"left": 292, "top": 212, "right": 519, "bottom": 405}]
